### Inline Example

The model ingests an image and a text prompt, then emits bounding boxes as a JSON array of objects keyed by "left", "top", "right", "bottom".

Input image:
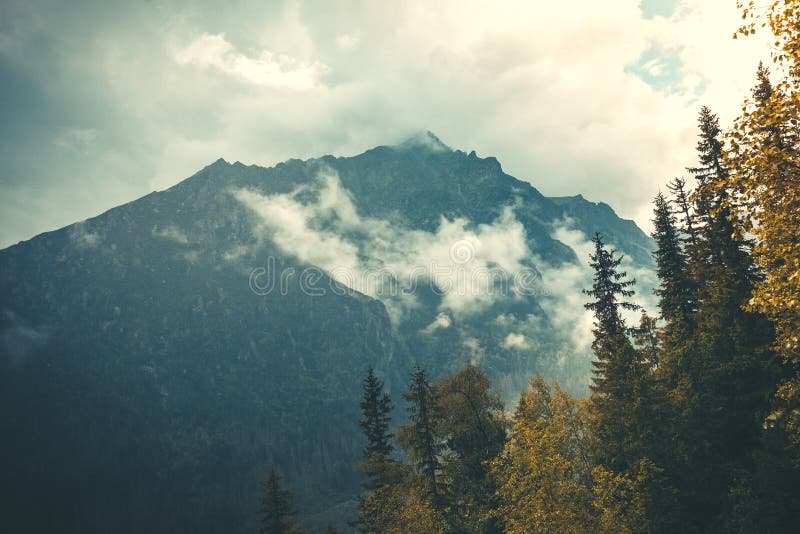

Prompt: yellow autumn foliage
[
  {"left": 491, "top": 376, "right": 650, "bottom": 534},
  {"left": 728, "top": 0, "right": 800, "bottom": 440}
]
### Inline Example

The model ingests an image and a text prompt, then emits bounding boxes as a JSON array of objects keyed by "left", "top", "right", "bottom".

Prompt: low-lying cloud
[
  {"left": 234, "top": 170, "right": 540, "bottom": 323},
  {"left": 234, "top": 172, "right": 656, "bottom": 392}
]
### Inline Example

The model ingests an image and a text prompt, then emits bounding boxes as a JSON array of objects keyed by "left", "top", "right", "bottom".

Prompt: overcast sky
[{"left": 0, "top": 0, "right": 773, "bottom": 248}]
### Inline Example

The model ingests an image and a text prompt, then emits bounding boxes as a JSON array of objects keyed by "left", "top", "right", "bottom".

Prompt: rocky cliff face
[{"left": 0, "top": 132, "right": 654, "bottom": 532}]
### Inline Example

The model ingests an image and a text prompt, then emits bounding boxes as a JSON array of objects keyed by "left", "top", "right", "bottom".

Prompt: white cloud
[
  {"left": 232, "top": 172, "right": 660, "bottom": 355},
  {"left": 175, "top": 33, "right": 328, "bottom": 91},
  {"left": 233, "top": 178, "right": 361, "bottom": 275},
  {"left": 423, "top": 312, "right": 452, "bottom": 333},
  {"left": 535, "top": 225, "right": 596, "bottom": 355},
  {"left": 233, "top": 170, "right": 536, "bottom": 321},
  {"left": 502, "top": 332, "right": 530, "bottom": 350},
  {"left": 152, "top": 225, "right": 189, "bottom": 244}
]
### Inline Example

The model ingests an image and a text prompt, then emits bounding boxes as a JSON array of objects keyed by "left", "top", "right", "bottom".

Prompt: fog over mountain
[{"left": 0, "top": 133, "right": 655, "bottom": 532}]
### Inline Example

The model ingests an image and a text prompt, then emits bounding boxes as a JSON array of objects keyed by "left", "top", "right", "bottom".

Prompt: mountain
[{"left": 0, "top": 132, "right": 654, "bottom": 533}]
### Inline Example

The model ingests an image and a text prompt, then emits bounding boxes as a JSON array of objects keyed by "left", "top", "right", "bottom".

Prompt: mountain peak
[{"left": 397, "top": 130, "right": 451, "bottom": 152}]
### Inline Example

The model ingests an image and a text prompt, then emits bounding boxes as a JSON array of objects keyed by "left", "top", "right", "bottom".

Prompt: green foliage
[
  {"left": 259, "top": 468, "right": 305, "bottom": 534},
  {"left": 667, "top": 177, "right": 700, "bottom": 255},
  {"left": 583, "top": 233, "right": 652, "bottom": 472},
  {"left": 361, "top": 364, "right": 506, "bottom": 533},
  {"left": 651, "top": 192, "right": 696, "bottom": 323},
  {"left": 582, "top": 233, "right": 679, "bottom": 532},
  {"left": 673, "top": 107, "right": 780, "bottom": 529},
  {"left": 359, "top": 367, "right": 394, "bottom": 460},
  {"left": 632, "top": 310, "right": 659, "bottom": 368},
  {"left": 395, "top": 366, "right": 443, "bottom": 502},
  {"left": 356, "top": 367, "right": 407, "bottom": 532},
  {"left": 434, "top": 364, "right": 508, "bottom": 533},
  {"left": 358, "top": 367, "right": 397, "bottom": 490}
]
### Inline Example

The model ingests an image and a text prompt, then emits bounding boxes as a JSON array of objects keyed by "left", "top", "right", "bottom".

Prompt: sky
[{"left": 0, "top": 0, "right": 774, "bottom": 248}]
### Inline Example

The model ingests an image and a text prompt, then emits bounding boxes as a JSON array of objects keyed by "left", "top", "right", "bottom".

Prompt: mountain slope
[{"left": 0, "top": 132, "right": 654, "bottom": 532}]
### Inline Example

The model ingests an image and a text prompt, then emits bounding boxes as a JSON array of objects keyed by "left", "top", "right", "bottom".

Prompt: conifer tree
[
  {"left": 582, "top": 235, "right": 681, "bottom": 533},
  {"left": 632, "top": 310, "right": 659, "bottom": 369},
  {"left": 358, "top": 366, "right": 395, "bottom": 490},
  {"left": 688, "top": 107, "right": 752, "bottom": 278},
  {"left": 396, "top": 366, "right": 441, "bottom": 502},
  {"left": 666, "top": 177, "right": 699, "bottom": 253},
  {"left": 689, "top": 107, "right": 727, "bottom": 185},
  {"left": 651, "top": 192, "right": 696, "bottom": 324},
  {"left": 692, "top": 104, "right": 775, "bottom": 440},
  {"left": 583, "top": 233, "right": 646, "bottom": 472},
  {"left": 356, "top": 367, "right": 405, "bottom": 533},
  {"left": 650, "top": 190, "right": 701, "bottom": 463},
  {"left": 259, "top": 468, "right": 304, "bottom": 534},
  {"left": 662, "top": 106, "right": 780, "bottom": 529}
]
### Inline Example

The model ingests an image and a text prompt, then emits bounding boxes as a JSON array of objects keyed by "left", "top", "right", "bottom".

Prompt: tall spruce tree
[
  {"left": 259, "top": 468, "right": 304, "bottom": 534},
  {"left": 688, "top": 107, "right": 753, "bottom": 280},
  {"left": 356, "top": 367, "right": 404, "bottom": 533},
  {"left": 585, "top": 235, "right": 679, "bottom": 532},
  {"left": 396, "top": 366, "right": 441, "bottom": 503},
  {"left": 649, "top": 188, "right": 708, "bottom": 531},
  {"left": 650, "top": 190, "right": 699, "bottom": 428},
  {"left": 358, "top": 367, "right": 395, "bottom": 489},
  {"left": 583, "top": 233, "right": 650, "bottom": 472},
  {"left": 692, "top": 104, "right": 775, "bottom": 443},
  {"left": 664, "top": 106, "right": 780, "bottom": 529},
  {"left": 651, "top": 192, "right": 696, "bottom": 324},
  {"left": 666, "top": 177, "right": 699, "bottom": 253}
]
